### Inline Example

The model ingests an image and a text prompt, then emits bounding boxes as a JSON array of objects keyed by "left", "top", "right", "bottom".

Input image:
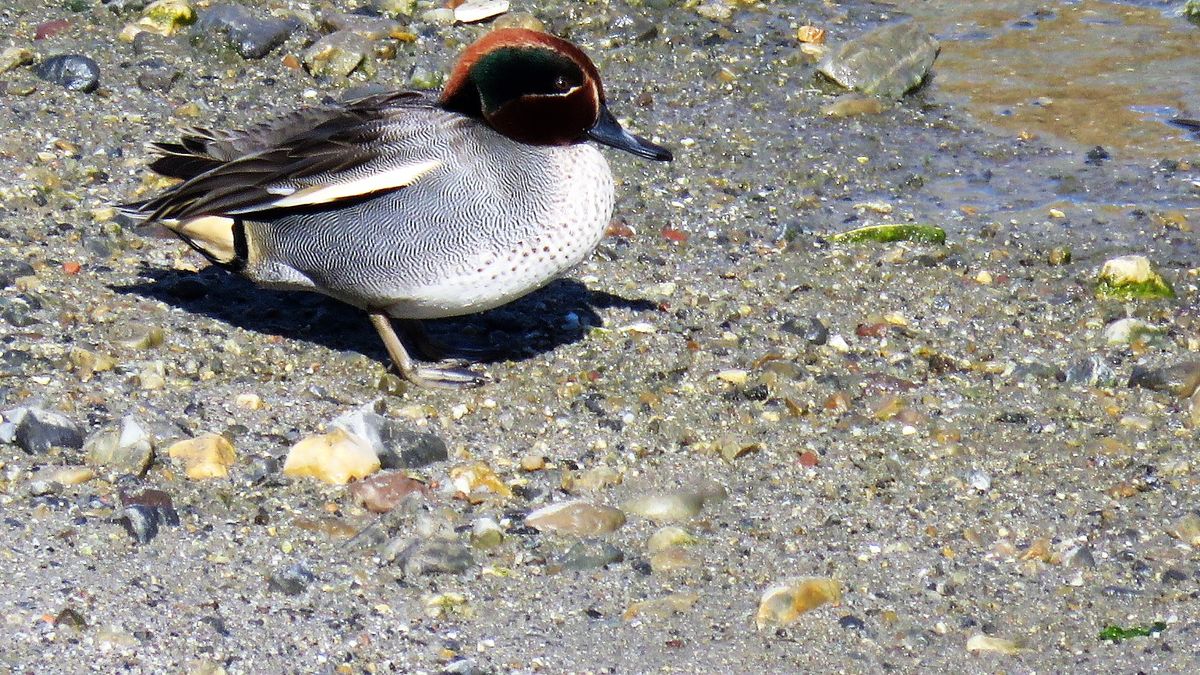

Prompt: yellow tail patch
[{"left": 168, "top": 215, "right": 237, "bottom": 264}]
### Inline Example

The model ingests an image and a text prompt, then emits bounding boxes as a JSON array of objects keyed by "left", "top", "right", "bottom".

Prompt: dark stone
[
  {"left": 389, "top": 539, "right": 473, "bottom": 577},
  {"left": 198, "top": 5, "right": 300, "bottom": 60},
  {"left": 118, "top": 504, "right": 162, "bottom": 544},
  {"left": 35, "top": 54, "right": 101, "bottom": 93},
  {"left": 782, "top": 316, "right": 828, "bottom": 345},
  {"left": 117, "top": 490, "right": 179, "bottom": 543},
  {"left": 55, "top": 607, "right": 87, "bottom": 629},
  {"left": 1085, "top": 146, "right": 1111, "bottom": 164},
  {"left": 1128, "top": 361, "right": 1200, "bottom": 398},
  {"left": 378, "top": 427, "right": 447, "bottom": 469},
  {"left": 0, "top": 349, "right": 34, "bottom": 378},
  {"left": 560, "top": 539, "right": 625, "bottom": 571},
  {"left": 135, "top": 58, "right": 180, "bottom": 92},
  {"left": 1011, "top": 361, "right": 1061, "bottom": 381},
  {"left": 838, "top": 614, "right": 866, "bottom": 630},
  {"left": 0, "top": 297, "right": 38, "bottom": 327},
  {"left": 15, "top": 408, "right": 84, "bottom": 454},
  {"left": 994, "top": 411, "right": 1029, "bottom": 424},
  {"left": 268, "top": 563, "right": 315, "bottom": 595},
  {"left": 0, "top": 258, "right": 34, "bottom": 288}
]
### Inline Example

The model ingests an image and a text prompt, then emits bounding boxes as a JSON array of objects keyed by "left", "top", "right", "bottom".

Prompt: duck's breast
[{"left": 243, "top": 112, "right": 615, "bottom": 318}]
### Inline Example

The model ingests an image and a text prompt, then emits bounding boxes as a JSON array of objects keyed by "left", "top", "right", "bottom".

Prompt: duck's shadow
[{"left": 114, "top": 265, "right": 659, "bottom": 364}]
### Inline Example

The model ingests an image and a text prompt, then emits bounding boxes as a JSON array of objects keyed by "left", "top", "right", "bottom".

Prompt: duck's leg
[
  {"left": 368, "top": 312, "right": 488, "bottom": 389},
  {"left": 398, "top": 319, "right": 503, "bottom": 361}
]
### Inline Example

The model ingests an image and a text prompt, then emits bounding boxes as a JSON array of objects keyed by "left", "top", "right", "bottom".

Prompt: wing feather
[{"left": 123, "top": 91, "right": 443, "bottom": 222}]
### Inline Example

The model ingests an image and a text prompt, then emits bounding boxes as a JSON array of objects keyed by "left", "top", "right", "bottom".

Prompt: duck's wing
[{"left": 123, "top": 91, "right": 447, "bottom": 224}]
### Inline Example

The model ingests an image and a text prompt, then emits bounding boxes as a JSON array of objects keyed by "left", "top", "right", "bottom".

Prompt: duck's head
[{"left": 440, "top": 28, "right": 673, "bottom": 162}]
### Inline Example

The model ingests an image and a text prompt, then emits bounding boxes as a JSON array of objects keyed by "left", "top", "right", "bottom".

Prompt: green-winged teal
[{"left": 123, "top": 28, "right": 672, "bottom": 388}]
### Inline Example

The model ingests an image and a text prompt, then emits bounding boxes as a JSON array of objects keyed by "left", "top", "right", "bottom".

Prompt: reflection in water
[{"left": 893, "top": 0, "right": 1200, "bottom": 159}]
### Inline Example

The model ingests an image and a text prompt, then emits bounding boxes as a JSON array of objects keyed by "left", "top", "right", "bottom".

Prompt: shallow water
[{"left": 894, "top": 0, "right": 1200, "bottom": 160}]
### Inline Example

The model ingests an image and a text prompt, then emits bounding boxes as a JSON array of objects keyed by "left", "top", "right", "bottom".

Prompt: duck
[{"left": 122, "top": 27, "right": 673, "bottom": 389}]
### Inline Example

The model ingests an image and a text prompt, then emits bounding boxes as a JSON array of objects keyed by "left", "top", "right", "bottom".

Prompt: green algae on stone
[
  {"left": 830, "top": 223, "right": 946, "bottom": 245},
  {"left": 139, "top": 0, "right": 197, "bottom": 36},
  {"left": 1095, "top": 255, "right": 1174, "bottom": 300},
  {"left": 1098, "top": 622, "right": 1167, "bottom": 643}
]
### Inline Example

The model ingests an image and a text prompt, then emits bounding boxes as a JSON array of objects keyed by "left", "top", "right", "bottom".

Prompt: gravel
[{"left": 1, "top": 0, "right": 1199, "bottom": 672}]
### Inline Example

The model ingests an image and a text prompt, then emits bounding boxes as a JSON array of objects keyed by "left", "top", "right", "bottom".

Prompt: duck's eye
[{"left": 553, "top": 75, "right": 574, "bottom": 93}]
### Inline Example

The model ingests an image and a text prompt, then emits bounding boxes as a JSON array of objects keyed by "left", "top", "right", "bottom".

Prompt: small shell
[
  {"left": 454, "top": 0, "right": 509, "bottom": 24},
  {"left": 755, "top": 577, "right": 842, "bottom": 630},
  {"left": 966, "top": 634, "right": 1022, "bottom": 654}
]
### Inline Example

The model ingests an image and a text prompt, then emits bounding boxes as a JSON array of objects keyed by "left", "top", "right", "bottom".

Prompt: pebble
[
  {"left": 389, "top": 539, "right": 474, "bottom": 577},
  {"left": 1064, "top": 354, "right": 1118, "bottom": 387},
  {"left": 112, "top": 323, "right": 165, "bottom": 350},
  {"left": 118, "top": 490, "right": 179, "bottom": 543},
  {"left": 492, "top": 11, "right": 544, "bottom": 31},
  {"left": 469, "top": 517, "right": 504, "bottom": 549},
  {"left": 525, "top": 500, "right": 626, "bottom": 536},
  {"left": 267, "top": 564, "right": 315, "bottom": 595},
  {"left": 1166, "top": 513, "right": 1200, "bottom": 547},
  {"left": 198, "top": 4, "right": 298, "bottom": 60},
  {"left": 0, "top": 296, "right": 38, "bottom": 327},
  {"left": 1095, "top": 254, "right": 1174, "bottom": 300},
  {"left": 818, "top": 22, "right": 939, "bottom": 99},
  {"left": 377, "top": 0, "right": 417, "bottom": 17},
  {"left": 967, "top": 470, "right": 991, "bottom": 491},
  {"left": 167, "top": 434, "right": 236, "bottom": 479},
  {"left": 647, "top": 526, "right": 697, "bottom": 553},
  {"left": 35, "top": 18, "right": 71, "bottom": 39},
  {"left": 137, "top": 0, "right": 196, "bottom": 36},
  {"left": 755, "top": 577, "right": 843, "bottom": 629},
  {"left": 333, "top": 404, "right": 447, "bottom": 468},
  {"left": 449, "top": 461, "right": 512, "bottom": 500},
  {"left": 559, "top": 539, "right": 625, "bottom": 570},
  {"left": 1102, "top": 318, "right": 1162, "bottom": 345},
  {"left": 302, "top": 31, "right": 371, "bottom": 78},
  {"left": 0, "top": 47, "right": 34, "bottom": 74},
  {"left": 623, "top": 593, "right": 699, "bottom": 621},
  {"left": 348, "top": 471, "right": 430, "bottom": 513},
  {"left": 567, "top": 465, "right": 622, "bottom": 492},
  {"left": 322, "top": 13, "right": 402, "bottom": 41},
  {"left": 520, "top": 453, "right": 546, "bottom": 472},
  {"left": 838, "top": 615, "right": 866, "bottom": 631},
  {"left": 649, "top": 546, "right": 699, "bottom": 573},
  {"left": 423, "top": 591, "right": 470, "bottom": 618},
  {"left": 68, "top": 349, "right": 115, "bottom": 382},
  {"left": 11, "top": 407, "right": 84, "bottom": 454},
  {"left": 85, "top": 416, "right": 154, "bottom": 476},
  {"left": 966, "top": 634, "right": 1022, "bottom": 654},
  {"left": 1128, "top": 361, "right": 1200, "bottom": 398},
  {"left": 283, "top": 428, "right": 380, "bottom": 485},
  {"left": 0, "top": 259, "right": 35, "bottom": 288},
  {"left": 34, "top": 54, "right": 101, "bottom": 93},
  {"left": 135, "top": 58, "right": 179, "bottom": 92},
  {"left": 622, "top": 490, "right": 716, "bottom": 523},
  {"left": 822, "top": 94, "right": 885, "bottom": 117}
]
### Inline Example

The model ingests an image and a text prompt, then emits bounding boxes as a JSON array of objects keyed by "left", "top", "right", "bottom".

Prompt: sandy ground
[{"left": 2, "top": 0, "right": 1200, "bottom": 673}]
